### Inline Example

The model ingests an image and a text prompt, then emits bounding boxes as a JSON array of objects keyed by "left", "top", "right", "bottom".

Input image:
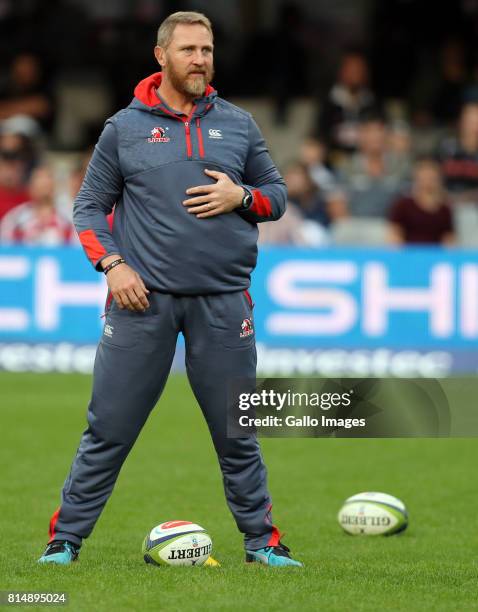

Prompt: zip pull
[
  {"left": 196, "top": 117, "right": 205, "bottom": 158},
  {"left": 183, "top": 121, "right": 192, "bottom": 157}
]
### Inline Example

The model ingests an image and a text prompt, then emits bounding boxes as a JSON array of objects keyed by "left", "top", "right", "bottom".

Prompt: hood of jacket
[{"left": 130, "top": 71, "right": 217, "bottom": 118}]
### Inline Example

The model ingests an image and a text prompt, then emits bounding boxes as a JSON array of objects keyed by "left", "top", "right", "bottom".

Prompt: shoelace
[
  {"left": 264, "top": 543, "right": 291, "bottom": 557},
  {"left": 46, "top": 540, "right": 76, "bottom": 555}
]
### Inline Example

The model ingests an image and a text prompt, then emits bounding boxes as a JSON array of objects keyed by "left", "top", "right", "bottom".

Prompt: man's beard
[{"left": 167, "top": 62, "right": 214, "bottom": 98}]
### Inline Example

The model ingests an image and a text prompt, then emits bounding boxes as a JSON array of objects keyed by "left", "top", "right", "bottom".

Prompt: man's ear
[{"left": 154, "top": 45, "right": 165, "bottom": 68}]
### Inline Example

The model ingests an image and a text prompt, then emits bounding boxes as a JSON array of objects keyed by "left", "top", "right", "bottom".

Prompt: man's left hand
[{"left": 183, "top": 169, "right": 244, "bottom": 218}]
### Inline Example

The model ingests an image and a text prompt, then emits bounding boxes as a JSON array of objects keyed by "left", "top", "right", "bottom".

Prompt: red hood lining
[{"left": 134, "top": 72, "right": 216, "bottom": 108}]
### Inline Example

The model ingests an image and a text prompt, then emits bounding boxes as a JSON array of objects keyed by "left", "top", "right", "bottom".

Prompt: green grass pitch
[{"left": 0, "top": 372, "right": 477, "bottom": 611}]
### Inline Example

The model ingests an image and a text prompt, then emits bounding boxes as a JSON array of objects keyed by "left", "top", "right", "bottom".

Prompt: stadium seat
[
  {"left": 54, "top": 75, "right": 113, "bottom": 149},
  {"left": 453, "top": 202, "right": 478, "bottom": 247},
  {"left": 331, "top": 217, "right": 389, "bottom": 246}
]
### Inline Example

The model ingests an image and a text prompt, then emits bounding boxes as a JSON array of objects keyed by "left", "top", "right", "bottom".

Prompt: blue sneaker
[
  {"left": 245, "top": 542, "right": 303, "bottom": 567},
  {"left": 38, "top": 540, "right": 79, "bottom": 565}
]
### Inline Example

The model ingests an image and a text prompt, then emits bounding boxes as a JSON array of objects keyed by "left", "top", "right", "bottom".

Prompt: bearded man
[{"left": 38, "top": 11, "right": 302, "bottom": 568}]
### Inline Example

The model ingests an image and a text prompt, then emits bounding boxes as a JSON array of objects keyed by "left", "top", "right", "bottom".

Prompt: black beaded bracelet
[{"left": 103, "top": 258, "right": 125, "bottom": 275}]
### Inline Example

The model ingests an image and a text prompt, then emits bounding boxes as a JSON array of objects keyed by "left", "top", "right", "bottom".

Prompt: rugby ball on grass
[
  {"left": 338, "top": 492, "right": 408, "bottom": 535},
  {"left": 142, "top": 520, "right": 212, "bottom": 566}
]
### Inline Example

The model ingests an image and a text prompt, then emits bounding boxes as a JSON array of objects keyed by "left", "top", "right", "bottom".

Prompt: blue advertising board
[
  {"left": 253, "top": 246, "right": 478, "bottom": 349},
  {"left": 0, "top": 246, "right": 477, "bottom": 375},
  {"left": 0, "top": 246, "right": 106, "bottom": 343}
]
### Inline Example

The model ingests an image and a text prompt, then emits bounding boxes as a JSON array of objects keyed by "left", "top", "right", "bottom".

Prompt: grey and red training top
[{"left": 73, "top": 72, "right": 286, "bottom": 294}]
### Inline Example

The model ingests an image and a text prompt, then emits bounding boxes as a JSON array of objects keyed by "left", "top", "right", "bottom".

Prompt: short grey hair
[{"left": 157, "top": 11, "right": 213, "bottom": 48}]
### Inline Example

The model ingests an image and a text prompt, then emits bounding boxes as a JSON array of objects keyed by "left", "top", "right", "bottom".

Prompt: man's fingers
[
  {"left": 187, "top": 203, "right": 217, "bottom": 214},
  {"left": 115, "top": 287, "right": 136, "bottom": 311},
  {"left": 204, "top": 168, "right": 224, "bottom": 179},
  {"left": 196, "top": 207, "right": 223, "bottom": 218},
  {"left": 107, "top": 265, "right": 149, "bottom": 310},
  {"left": 133, "top": 285, "right": 150, "bottom": 309},
  {"left": 126, "top": 287, "right": 146, "bottom": 311},
  {"left": 121, "top": 291, "right": 136, "bottom": 311},
  {"left": 114, "top": 287, "right": 147, "bottom": 311},
  {"left": 185, "top": 184, "right": 215, "bottom": 196},
  {"left": 113, "top": 291, "right": 126, "bottom": 309},
  {"left": 121, "top": 290, "right": 136, "bottom": 311},
  {"left": 183, "top": 195, "right": 213, "bottom": 206},
  {"left": 138, "top": 277, "right": 150, "bottom": 295}
]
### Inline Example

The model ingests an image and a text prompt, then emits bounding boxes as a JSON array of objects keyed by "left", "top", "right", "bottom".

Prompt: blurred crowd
[
  {"left": 259, "top": 49, "right": 478, "bottom": 248},
  {"left": 0, "top": 112, "right": 90, "bottom": 246},
  {"left": 1, "top": 38, "right": 478, "bottom": 248}
]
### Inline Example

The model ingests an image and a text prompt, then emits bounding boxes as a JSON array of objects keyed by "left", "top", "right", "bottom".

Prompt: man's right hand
[{"left": 102, "top": 255, "right": 150, "bottom": 312}]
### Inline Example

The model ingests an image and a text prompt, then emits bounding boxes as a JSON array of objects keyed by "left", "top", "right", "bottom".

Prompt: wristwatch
[{"left": 240, "top": 188, "right": 253, "bottom": 210}]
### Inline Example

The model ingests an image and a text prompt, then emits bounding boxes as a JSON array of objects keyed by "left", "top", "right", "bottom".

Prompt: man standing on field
[{"left": 38, "top": 11, "right": 302, "bottom": 568}]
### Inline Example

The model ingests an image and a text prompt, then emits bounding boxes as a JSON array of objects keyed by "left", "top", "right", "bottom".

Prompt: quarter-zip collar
[
  {"left": 131, "top": 71, "right": 217, "bottom": 119},
  {"left": 130, "top": 72, "right": 214, "bottom": 159}
]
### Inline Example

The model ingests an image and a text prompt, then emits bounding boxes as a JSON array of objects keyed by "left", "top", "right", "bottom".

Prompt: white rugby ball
[
  {"left": 142, "top": 520, "right": 213, "bottom": 566},
  {"left": 338, "top": 492, "right": 408, "bottom": 536}
]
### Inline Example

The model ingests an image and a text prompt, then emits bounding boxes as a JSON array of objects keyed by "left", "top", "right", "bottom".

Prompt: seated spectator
[
  {"left": 284, "top": 160, "right": 333, "bottom": 227},
  {"left": 329, "top": 113, "right": 409, "bottom": 218},
  {"left": 0, "top": 53, "right": 53, "bottom": 132},
  {"left": 315, "top": 50, "right": 377, "bottom": 163},
  {"left": 0, "top": 165, "right": 74, "bottom": 245},
  {"left": 258, "top": 202, "right": 329, "bottom": 247},
  {"left": 388, "top": 159, "right": 454, "bottom": 245},
  {"left": 69, "top": 150, "right": 92, "bottom": 201},
  {"left": 432, "top": 38, "right": 468, "bottom": 126},
  {"left": 438, "top": 102, "right": 478, "bottom": 203},
  {"left": 0, "top": 131, "right": 33, "bottom": 220},
  {"left": 57, "top": 148, "right": 92, "bottom": 221},
  {"left": 298, "top": 137, "right": 338, "bottom": 195},
  {"left": 388, "top": 120, "right": 413, "bottom": 178},
  {"left": 1, "top": 118, "right": 39, "bottom": 172}
]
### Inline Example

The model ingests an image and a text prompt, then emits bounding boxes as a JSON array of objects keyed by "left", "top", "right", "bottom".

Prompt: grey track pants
[{"left": 48, "top": 291, "right": 278, "bottom": 550}]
